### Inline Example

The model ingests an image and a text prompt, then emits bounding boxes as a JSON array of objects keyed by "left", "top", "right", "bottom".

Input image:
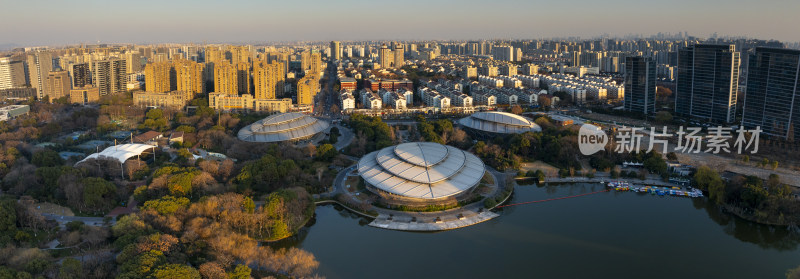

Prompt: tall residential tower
[
  {"left": 675, "top": 44, "right": 740, "bottom": 123},
  {"left": 624, "top": 56, "right": 657, "bottom": 114},
  {"left": 742, "top": 47, "right": 800, "bottom": 141}
]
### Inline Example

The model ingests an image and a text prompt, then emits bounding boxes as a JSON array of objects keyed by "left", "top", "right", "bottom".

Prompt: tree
[
  {"left": 146, "top": 108, "right": 164, "bottom": 120},
  {"left": 771, "top": 161, "right": 779, "bottom": 170},
  {"left": 693, "top": 166, "right": 725, "bottom": 204},
  {"left": 741, "top": 184, "right": 769, "bottom": 208},
  {"left": 242, "top": 197, "right": 255, "bottom": 214},
  {"left": 227, "top": 264, "right": 252, "bottom": 279},
  {"left": 316, "top": 144, "right": 337, "bottom": 161},
  {"left": 0, "top": 199, "right": 17, "bottom": 233},
  {"left": 538, "top": 96, "right": 552, "bottom": 107},
  {"left": 654, "top": 111, "right": 673, "bottom": 123},
  {"left": 666, "top": 152, "right": 678, "bottom": 161},
  {"left": 198, "top": 262, "right": 226, "bottom": 279},
  {"left": 31, "top": 149, "right": 63, "bottom": 167},
  {"left": 656, "top": 86, "right": 673, "bottom": 103},
  {"left": 304, "top": 143, "right": 317, "bottom": 158},
  {"left": 58, "top": 258, "right": 84, "bottom": 279},
  {"left": 643, "top": 155, "right": 667, "bottom": 175},
  {"left": 119, "top": 250, "right": 166, "bottom": 278},
  {"left": 142, "top": 196, "right": 190, "bottom": 215},
  {"left": 511, "top": 105, "right": 523, "bottom": 115},
  {"left": 81, "top": 177, "right": 118, "bottom": 214},
  {"left": 151, "top": 264, "right": 201, "bottom": 279},
  {"left": 168, "top": 171, "right": 197, "bottom": 197}
]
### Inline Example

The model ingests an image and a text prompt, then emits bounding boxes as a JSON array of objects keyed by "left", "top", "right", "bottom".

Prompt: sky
[{"left": 1, "top": 0, "right": 799, "bottom": 46}]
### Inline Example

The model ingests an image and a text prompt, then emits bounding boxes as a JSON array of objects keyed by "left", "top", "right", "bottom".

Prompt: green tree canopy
[
  {"left": 151, "top": 264, "right": 201, "bottom": 279},
  {"left": 81, "top": 177, "right": 118, "bottom": 214},
  {"left": 31, "top": 149, "right": 64, "bottom": 167},
  {"left": 316, "top": 144, "right": 338, "bottom": 161},
  {"left": 58, "top": 258, "right": 84, "bottom": 279},
  {"left": 142, "top": 196, "right": 190, "bottom": 215},
  {"left": 228, "top": 264, "right": 252, "bottom": 279}
]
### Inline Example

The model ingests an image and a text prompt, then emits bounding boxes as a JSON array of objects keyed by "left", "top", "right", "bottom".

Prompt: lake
[{"left": 276, "top": 182, "right": 800, "bottom": 278}]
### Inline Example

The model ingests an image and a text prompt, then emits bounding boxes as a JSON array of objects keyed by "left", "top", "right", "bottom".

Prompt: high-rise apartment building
[
  {"left": 297, "top": 74, "right": 319, "bottom": 105},
  {"left": 229, "top": 46, "right": 252, "bottom": 66},
  {"left": 253, "top": 61, "right": 284, "bottom": 100},
  {"left": 393, "top": 44, "right": 404, "bottom": 68},
  {"left": 462, "top": 66, "right": 477, "bottom": 79},
  {"left": 0, "top": 57, "right": 26, "bottom": 90},
  {"left": 500, "top": 64, "right": 518, "bottom": 76},
  {"left": 93, "top": 58, "right": 127, "bottom": 95},
  {"left": 299, "top": 51, "right": 312, "bottom": 73},
  {"left": 45, "top": 71, "right": 71, "bottom": 101},
  {"left": 125, "top": 52, "right": 143, "bottom": 73},
  {"left": 571, "top": 51, "right": 581, "bottom": 67},
  {"left": 70, "top": 63, "right": 92, "bottom": 88},
  {"left": 310, "top": 52, "right": 322, "bottom": 74},
  {"left": 624, "top": 57, "right": 657, "bottom": 114},
  {"left": 265, "top": 51, "right": 291, "bottom": 76},
  {"left": 742, "top": 47, "right": 800, "bottom": 141},
  {"left": 675, "top": 44, "right": 740, "bottom": 123},
  {"left": 330, "top": 41, "right": 341, "bottom": 61},
  {"left": 492, "top": 46, "right": 514, "bottom": 62},
  {"left": 175, "top": 60, "right": 204, "bottom": 100},
  {"left": 520, "top": 64, "right": 539, "bottom": 75},
  {"left": 27, "top": 51, "right": 53, "bottom": 100},
  {"left": 479, "top": 65, "right": 498, "bottom": 77},
  {"left": 379, "top": 44, "right": 393, "bottom": 68},
  {"left": 145, "top": 62, "right": 174, "bottom": 93},
  {"left": 236, "top": 62, "right": 250, "bottom": 95},
  {"left": 214, "top": 62, "right": 248, "bottom": 95}
]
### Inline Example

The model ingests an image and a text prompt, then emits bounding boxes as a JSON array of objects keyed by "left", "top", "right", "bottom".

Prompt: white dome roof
[
  {"left": 458, "top": 111, "right": 541, "bottom": 134},
  {"left": 238, "top": 112, "right": 329, "bottom": 143},
  {"left": 358, "top": 142, "right": 485, "bottom": 199}
]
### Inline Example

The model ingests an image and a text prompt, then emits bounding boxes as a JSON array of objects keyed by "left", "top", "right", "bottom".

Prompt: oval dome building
[
  {"left": 357, "top": 142, "right": 485, "bottom": 204},
  {"left": 458, "top": 111, "right": 541, "bottom": 138},
  {"left": 237, "top": 112, "right": 329, "bottom": 143}
]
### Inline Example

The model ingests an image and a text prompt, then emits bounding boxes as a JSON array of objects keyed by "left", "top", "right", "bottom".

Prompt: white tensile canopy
[{"left": 76, "top": 143, "right": 156, "bottom": 165}]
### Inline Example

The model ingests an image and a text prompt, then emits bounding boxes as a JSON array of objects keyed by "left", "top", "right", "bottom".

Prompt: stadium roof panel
[
  {"left": 238, "top": 112, "right": 329, "bottom": 143},
  {"left": 458, "top": 111, "right": 542, "bottom": 134},
  {"left": 358, "top": 142, "right": 484, "bottom": 200}
]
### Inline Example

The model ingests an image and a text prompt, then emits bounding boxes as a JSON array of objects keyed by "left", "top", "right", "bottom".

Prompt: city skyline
[{"left": 2, "top": 0, "right": 800, "bottom": 47}]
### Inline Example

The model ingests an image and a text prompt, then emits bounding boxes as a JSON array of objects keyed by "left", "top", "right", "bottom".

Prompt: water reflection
[
  {"left": 692, "top": 197, "right": 800, "bottom": 251},
  {"left": 283, "top": 182, "right": 800, "bottom": 279}
]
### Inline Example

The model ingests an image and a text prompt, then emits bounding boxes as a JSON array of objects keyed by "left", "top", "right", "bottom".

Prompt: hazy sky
[{"left": 2, "top": 0, "right": 798, "bottom": 46}]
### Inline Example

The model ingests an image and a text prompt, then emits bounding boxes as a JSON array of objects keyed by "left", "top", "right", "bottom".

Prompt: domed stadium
[
  {"left": 458, "top": 111, "right": 541, "bottom": 138},
  {"left": 357, "top": 142, "right": 485, "bottom": 204},
  {"left": 237, "top": 112, "right": 329, "bottom": 143}
]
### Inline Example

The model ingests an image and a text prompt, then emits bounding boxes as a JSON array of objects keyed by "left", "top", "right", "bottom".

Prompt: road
[
  {"left": 41, "top": 213, "right": 114, "bottom": 228},
  {"left": 331, "top": 123, "right": 354, "bottom": 151},
  {"left": 314, "top": 60, "right": 340, "bottom": 118}
]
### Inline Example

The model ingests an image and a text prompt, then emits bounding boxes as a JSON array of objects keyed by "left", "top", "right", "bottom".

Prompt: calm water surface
[{"left": 275, "top": 183, "right": 800, "bottom": 278}]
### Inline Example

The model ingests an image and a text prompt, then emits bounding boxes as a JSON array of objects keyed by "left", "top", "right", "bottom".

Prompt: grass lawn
[{"left": 520, "top": 161, "right": 559, "bottom": 177}]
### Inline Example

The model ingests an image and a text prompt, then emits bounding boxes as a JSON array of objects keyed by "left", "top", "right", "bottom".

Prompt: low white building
[
  {"left": 340, "top": 91, "right": 356, "bottom": 111},
  {"left": 360, "top": 89, "right": 383, "bottom": 109}
]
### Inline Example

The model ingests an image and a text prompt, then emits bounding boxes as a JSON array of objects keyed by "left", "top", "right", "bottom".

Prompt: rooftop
[
  {"left": 458, "top": 111, "right": 541, "bottom": 134},
  {"left": 237, "top": 112, "right": 329, "bottom": 143},
  {"left": 358, "top": 142, "right": 484, "bottom": 200}
]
